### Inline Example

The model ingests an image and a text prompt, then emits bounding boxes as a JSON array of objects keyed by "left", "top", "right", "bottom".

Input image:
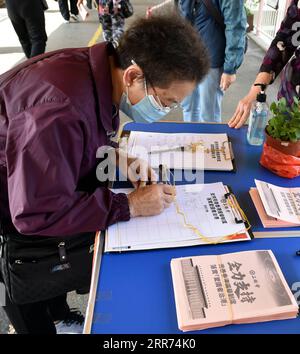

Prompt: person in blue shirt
[{"left": 178, "top": 0, "right": 247, "bottom": 122}]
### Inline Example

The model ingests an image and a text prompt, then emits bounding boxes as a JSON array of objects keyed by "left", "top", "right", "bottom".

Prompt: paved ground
[{"left": 0, "top": 0, "right": 280, "bottom": 334}]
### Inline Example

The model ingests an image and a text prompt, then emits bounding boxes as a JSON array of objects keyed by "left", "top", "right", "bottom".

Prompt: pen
[
  {"left": 225, "top": 192, "right": 243, "bottom": 224},
  {"left": 159, "top": 164, "right": 169, "bottom": 184},
  {"left": 149, "top": 143, "right": 203, "bottom": 155},
  {"left": 149, "top": 146, "right": 185, "bottom": 154}
]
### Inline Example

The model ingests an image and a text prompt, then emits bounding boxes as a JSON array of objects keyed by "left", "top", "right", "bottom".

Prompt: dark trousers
[
  {"left": 1, "top": 288, "right": 70, "bottom": 334},
  {"left": 6, "top": 0, "right": 47, "bottom": 58},
  {"left": 86, "top": 0, "right": 92, "bottom": 9},
  {"left": 58, "top": 0, "right": 79, "bottom": 20}
]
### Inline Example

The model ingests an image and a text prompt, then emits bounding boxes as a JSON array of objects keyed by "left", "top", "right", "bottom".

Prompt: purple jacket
[
  {"left": 0, "top": 43, "right": 130, "bottom": 236},
  {"left": 259, "top": 0, "right": 300, "bottom": 104}
]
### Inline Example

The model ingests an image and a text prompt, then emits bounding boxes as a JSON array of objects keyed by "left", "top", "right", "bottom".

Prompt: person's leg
[
  {"left": 181, "top": 85, "right": 201, "bottom": 122},
  {"left": 58, "top": 0, "right": 70, "bottom": 21},
  {"left": 69, "top": 0, "right": 79, "bottom": 16},
  {"left": 99, "top": 14, "right": 113, "bottom": 42},
  {"left": 5, "top": 0, "right": 31, "bottom": 58},
  {"left": 47, "top": 294, "right": 71, "bottom": 322},
  {"left": 197, "top": 67, "right": 224, "bottom": 123},
  {"left": 111, "top": 13, "right": 125, "bottom": 47},
  {"left": 214, "top": 76, "right": 224, "bottom": 121},
  {"left": 21, "top": 0, "right": 47, "bottom": 57},
  {"left": 47, "top": 293, "right": 85, "bottom": 334},
  {"left": 182, "top": 67, "right": 224, "bottom": 123},
  {"left": 2, "top": 295, "right": 57, "bottom": 334},
  {"left": 86, "top": 0, "right": 92, "bottom": 9}
]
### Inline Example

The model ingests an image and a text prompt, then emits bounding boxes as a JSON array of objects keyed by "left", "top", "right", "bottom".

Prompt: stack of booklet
[
  {"left": 250, "top": 180, "right": 300, "bottom": 228},
  {"left": 171, "top": 250, "right": 298, "bottom": 332}
]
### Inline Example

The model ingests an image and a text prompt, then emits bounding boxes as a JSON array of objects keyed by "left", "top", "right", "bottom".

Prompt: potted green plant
[{"left": 265, "top": 97, "right": 300, "bottom": 157}]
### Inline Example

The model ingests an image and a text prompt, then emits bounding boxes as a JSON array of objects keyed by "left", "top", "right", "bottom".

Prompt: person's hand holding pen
[
  {"left": 116, "top": 150, "right": 176, "bottom": 217},
  {"left": 127, "top": 163, "right": 176, "bottom": 217},
  {"left": 128, "top": 184, "right": 176, "bottom": 217}
]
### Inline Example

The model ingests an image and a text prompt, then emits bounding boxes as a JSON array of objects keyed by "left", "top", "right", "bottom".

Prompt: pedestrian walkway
[
  {"left": 0, "top": 0, "right": 280, "bottom": 121},
  {"left": 0, "top": 0, "right": 279, "bottom": 334}
]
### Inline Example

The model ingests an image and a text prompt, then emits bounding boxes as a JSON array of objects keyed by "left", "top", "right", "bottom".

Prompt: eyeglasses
[
  {"left": 131, "top": 59, "right": 180, "bottom": 111},
  {"left": 144, "top": 79, "right": 180, "bottom": 111}
]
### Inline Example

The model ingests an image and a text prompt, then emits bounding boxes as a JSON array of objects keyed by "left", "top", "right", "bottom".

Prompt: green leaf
[{"left": 267, "top": 98, "right": 300, "bottom": 142}]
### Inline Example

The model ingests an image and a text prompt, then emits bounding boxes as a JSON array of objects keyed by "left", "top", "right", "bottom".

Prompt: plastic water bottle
[{"left": 247, "top": 84, "right": 269, "bottom": 146}]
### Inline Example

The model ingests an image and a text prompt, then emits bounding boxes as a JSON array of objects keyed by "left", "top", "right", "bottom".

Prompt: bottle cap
[
  {"left": 254, "top": 83, "right": 267, "bottom": 103},
  {"left": 257, "top": 92, "right": 266, "bottom": 103}
]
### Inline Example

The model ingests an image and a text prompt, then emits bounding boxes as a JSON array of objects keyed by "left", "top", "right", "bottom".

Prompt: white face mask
[{"left": 119, "top": 78, "right": 174, "bottom": 124}]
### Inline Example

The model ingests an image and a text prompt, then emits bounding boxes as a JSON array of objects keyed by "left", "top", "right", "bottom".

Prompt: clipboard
[
  {"left": 225, "top": 185, "right": 254, "bottom": 240},
  {"left": 104, "top": 182, "right": 253, "bottom": 253},
  {"left": 119, "top": 129, "right": 237, "bottom": 173}
]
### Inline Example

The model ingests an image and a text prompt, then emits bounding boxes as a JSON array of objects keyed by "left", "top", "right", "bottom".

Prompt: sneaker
[
  {"left": 55, "top": 310, "right": 85, "bottom": 334},
  {"left": 7, "top": 324, "right": 16, "bottom": 334},
  {"left": 70, "top": 14, "right": 80, "bottom": 22}
]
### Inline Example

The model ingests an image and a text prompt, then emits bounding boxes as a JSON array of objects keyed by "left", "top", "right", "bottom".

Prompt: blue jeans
[{"left": 181, "top": 68, "right": 224, "bottom": 123}]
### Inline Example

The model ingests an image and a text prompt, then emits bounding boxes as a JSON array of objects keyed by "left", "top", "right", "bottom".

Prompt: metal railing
[
  {"left": 254, "top": 5, "right": 278, "bottom": 41},
  {"left": 253, "top": 0, "right": 291, "bottom": 46}
]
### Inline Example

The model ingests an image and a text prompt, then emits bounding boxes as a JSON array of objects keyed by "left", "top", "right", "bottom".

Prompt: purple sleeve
[
  {"left": 6, "top": 103, "right": 130, "bottom": 236},
  {"left": 259, "top": 0, "right": 300, "bottom": 79}
]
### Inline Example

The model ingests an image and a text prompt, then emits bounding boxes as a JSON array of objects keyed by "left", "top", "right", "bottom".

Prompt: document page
[
  {"left": 255, "top": 180, "right": 300, "bottom": 224},
  {"left": 124, "top": 131, "right": 234, "bottom": 171},
  {"left": 105, "top": 183, "right": 251, "bottom": 252}
]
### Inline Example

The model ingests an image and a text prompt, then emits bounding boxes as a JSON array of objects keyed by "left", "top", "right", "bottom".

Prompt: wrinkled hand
[
  {"left": 220, "top": 73, "right": 236, "bottom": 91},
  {"left": 228, "top": 94, "right": 255, "bottom": 129},
  {"left": 128, "top": 184, "right": 176, "bottom": 217}
]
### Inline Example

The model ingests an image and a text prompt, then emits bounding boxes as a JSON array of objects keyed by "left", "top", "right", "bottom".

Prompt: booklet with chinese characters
[
  {"left": 171, "top": 250, "right": 298, "bottom": 332},
  {"left": 120, "top": 131, "right": 235, "bottom": 171},
  {"left": 105, "top": 183, "right": 252, "bottom": 252},
  {"left": 250, "top": 180, "right": 300, "bottom": 228}
]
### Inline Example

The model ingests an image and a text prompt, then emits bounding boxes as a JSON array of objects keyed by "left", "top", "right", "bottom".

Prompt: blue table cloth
[{"left": 91, "top": 122, "right": 300, "bottom": 334}]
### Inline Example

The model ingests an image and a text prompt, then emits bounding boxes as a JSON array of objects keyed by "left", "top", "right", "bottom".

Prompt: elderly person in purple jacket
[{"left": 0, "top": 15, "right": 209, "bottom": 333}]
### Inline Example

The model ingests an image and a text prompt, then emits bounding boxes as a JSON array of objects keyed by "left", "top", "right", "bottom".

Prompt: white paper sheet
[
  {"left": 255, "top": 180, "right": 300, "bottom": 224},
  {"left": 105, "top": 183, "right": 251, "bottom": 252},
  {"left": 123, "top": 131, "right": 234, "bottom": 171}
]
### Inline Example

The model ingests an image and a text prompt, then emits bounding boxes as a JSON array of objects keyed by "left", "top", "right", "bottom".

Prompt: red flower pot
[{"left": 265, "top": 129, "right": 300, "bottom": 158}]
